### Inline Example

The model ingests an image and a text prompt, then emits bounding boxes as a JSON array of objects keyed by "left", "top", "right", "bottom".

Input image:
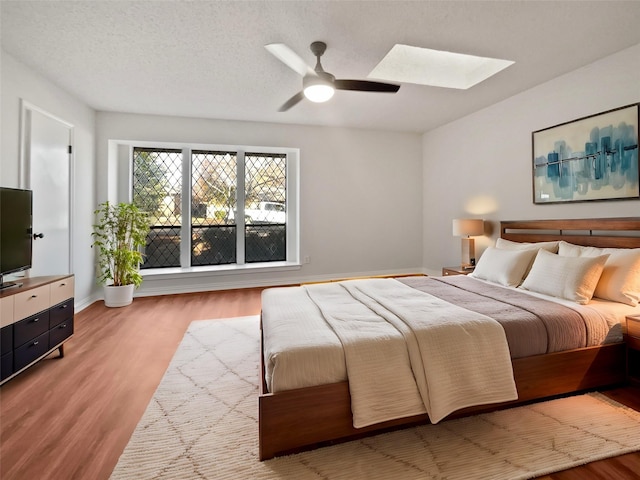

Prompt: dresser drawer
[
  {"left": 14, "top": 285, "right": 50, "bottom": 321},
  {"left": 14, "top": 331, "right": 49, "bottom": 371},
  {"left": 1, "top": 352, "right": 13, "bottom": 381},
  {"left": 1, "top": 324, "right": 13, "bottom": 355},
  {"left": 14, "top": 311, "right": 50, "bottom": 348},
  {"left": 49, "top": 317, "right": 73, "bottom": 348},
  {"left": 627, "top": 316, "right": 640, "bottom": 339},
  {"left": 50, "top": 277, "right": 74, "bottom": 306},
  {"left": 1, "top": 296, "right": 14, "bottom": 328},
  {"left": 50, "top": 299, "right": 74, "bottom": 328}
]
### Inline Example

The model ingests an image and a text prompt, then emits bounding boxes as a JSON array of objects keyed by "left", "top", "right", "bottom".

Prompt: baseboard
[{"left": 74, "top": 293, "right": 102, "bottom": 312}]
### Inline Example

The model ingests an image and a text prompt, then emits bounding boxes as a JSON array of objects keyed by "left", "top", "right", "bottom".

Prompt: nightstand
[
  {"left": 442, "top": 266, "right": 475, "bottom": 276},
  {"left": 626, "top": 315, "right": 640, "bottom": 386}
]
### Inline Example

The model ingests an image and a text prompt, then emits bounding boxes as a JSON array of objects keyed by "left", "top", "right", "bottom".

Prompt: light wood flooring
[{"left": 1, "top": 288, "right": 638, "bottom": 480}]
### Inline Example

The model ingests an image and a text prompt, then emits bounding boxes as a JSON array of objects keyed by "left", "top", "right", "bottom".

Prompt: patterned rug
[{"left": 110, "top": 316, "right": 640, "bottom": 480}]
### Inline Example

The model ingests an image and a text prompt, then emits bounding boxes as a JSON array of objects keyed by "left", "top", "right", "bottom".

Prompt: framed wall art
[{"left": 532, "top": 103, "right": 639, "bottom": 204}]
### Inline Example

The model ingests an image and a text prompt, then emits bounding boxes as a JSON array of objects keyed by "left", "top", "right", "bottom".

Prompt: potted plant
[{"left": 92, "top": 201, "right": 150, "bottom": 307}]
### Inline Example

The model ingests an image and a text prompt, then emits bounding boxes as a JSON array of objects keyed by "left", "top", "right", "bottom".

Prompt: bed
[{"left": 258, "top": 217, "right": 640, "bottom": 460}]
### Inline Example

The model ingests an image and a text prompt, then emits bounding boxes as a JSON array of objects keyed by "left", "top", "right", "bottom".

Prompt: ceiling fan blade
[
  {"left": 334, "top": 79, "right": 400, "bottom": 93},
  {"left": 278, "top": 91, "right": 305, "bottom": 112},
  {"left": 265, "top": 43, "right": 315, "bottom": 77}
]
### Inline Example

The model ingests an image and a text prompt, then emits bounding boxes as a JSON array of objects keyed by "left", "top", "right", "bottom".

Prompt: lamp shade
[{"left": 452, "top": 218, "right": 484, "bottom": 237}]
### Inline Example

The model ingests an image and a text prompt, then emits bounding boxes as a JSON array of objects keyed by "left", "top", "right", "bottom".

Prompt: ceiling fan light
[
  {"left": 303, "top": 75, "right": 335, "bottom": 103},
  {"left": 304, "top": 83, "right": 335, "bottom": 103}
]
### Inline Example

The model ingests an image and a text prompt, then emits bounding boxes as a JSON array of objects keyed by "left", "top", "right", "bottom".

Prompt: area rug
[{"left": 110, "top": 315, "right": 640, "bottom": 480}]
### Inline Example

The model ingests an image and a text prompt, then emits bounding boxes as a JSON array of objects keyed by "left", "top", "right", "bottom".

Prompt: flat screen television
[{"left": 0, "top": 187, "right": 33, "bottom": 289}]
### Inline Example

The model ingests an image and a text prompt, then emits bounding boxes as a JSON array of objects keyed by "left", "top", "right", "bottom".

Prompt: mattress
[{"left": 261, "top": 275, "right": 636, "bottom": 394}]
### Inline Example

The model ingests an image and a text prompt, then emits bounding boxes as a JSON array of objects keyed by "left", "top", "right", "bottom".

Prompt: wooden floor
[{"left": 1, "top": 288, "right": 638, "bottom": 480}]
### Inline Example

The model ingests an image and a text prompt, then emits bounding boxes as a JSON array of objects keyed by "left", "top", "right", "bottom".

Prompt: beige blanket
[{"left": 304, "top": 278, "right": 518, "bottom": 427}]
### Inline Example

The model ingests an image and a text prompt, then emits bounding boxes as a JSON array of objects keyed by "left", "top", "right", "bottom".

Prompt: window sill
[{"left": 140, "top": 261, "right": 302, "bottom": 280}]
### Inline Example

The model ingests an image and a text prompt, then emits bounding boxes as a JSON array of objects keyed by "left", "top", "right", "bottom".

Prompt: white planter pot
[{"left": 103, "top": 284, "right": 135, "bottom": 308}]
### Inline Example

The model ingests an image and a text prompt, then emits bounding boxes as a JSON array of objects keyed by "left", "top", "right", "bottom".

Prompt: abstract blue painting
[{"left": 532, "top": 103, "right": 639, "bottom": 204}]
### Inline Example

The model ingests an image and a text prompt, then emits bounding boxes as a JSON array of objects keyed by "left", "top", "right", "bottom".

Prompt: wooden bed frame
[{"left": 258, "top": 217, "right": 640, "bottom": 460}]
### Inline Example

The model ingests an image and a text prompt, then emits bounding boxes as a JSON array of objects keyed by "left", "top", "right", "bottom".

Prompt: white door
[{"left": 22, "top": 105, "right": 73, "bottom": 276}]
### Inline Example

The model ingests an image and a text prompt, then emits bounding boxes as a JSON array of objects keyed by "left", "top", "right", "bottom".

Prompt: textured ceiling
[{"left": 2, "top": 1, "right": 640, "bottom": 133}]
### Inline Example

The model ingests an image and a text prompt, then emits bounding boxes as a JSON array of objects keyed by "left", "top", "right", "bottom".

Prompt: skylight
[{"left": 368, "top": 44, "right": 514, "bottom": 90}]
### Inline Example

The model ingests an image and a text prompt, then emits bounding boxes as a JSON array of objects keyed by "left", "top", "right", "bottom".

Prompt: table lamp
[{"left": 452, "top": 218, "right": 484, "bottom": 268}]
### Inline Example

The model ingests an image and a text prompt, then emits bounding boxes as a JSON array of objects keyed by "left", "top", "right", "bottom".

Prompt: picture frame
[{"left": 532, "top": 103, "right": 639, "bottom": 204}]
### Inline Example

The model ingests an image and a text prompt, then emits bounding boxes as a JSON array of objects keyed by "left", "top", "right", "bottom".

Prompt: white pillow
[
  {"left": 520, "top": 249, "right": 609, "bottom": 304},
  {"left": 558, "top": 241, "right": 602, "bottom": 257},
  {"left": 495, "top": 238, "right": 559, "bottom": 278},
  {"left": 558, "top": 241, "right": 640, "bottom": 306},
  {"left": 496, "top": 238, "right": 559, "bottom": 253},
  {"left": 469, "top": 247, "right": 538, "bottom": 287}
]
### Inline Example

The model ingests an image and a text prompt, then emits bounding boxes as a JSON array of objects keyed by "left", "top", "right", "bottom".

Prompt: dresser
[{"left": 0, "top": 275, "right": 74, "bottom": 385}]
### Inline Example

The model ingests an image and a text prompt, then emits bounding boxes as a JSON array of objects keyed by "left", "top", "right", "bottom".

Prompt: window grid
[
  {"left": 245, "top": 153, "right": 287, "bottom": 263},
  {"left": 132, "top": 148, "right": 183, "bottom": 269},
  {"left": 191, "top": 151, "right": 237, "bottom": 266}
]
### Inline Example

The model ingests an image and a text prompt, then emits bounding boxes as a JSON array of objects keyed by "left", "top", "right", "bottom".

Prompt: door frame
[{"left": 18, "top": 99, "right": 75, "bottom": 276}]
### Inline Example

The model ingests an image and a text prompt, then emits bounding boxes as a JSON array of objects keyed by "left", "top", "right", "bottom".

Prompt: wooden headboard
[{"left": 500, "top": 217, "right": 640, "bottom": 249}]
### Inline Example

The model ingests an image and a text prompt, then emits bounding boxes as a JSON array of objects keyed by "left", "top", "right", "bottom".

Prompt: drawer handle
[
  {"left": 33, "top": 341, "right": 39, "bottom": 346},
  {"left": 60, "top": 324, "right": 67, "bottom": 328},
  {"left": 32, "top": 318, "right": 39, "bottom": 323},
  {"left": 31, "top": 295, "right": 38, "bottom": 298},
  {"left": 60, "top": 283, "right": 66, "bottom": 286}
]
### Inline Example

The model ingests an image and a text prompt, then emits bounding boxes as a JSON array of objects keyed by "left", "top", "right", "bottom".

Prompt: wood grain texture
[
  {"left": 501, "top": 217, "right": 640, "bottom": 249},
  {"left": 1, "top": 286, "right": 638, "bottom": 479}
]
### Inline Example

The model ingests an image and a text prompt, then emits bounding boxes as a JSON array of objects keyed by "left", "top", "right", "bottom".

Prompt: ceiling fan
[{"left": 265, "top": 41, "right": 400, "bottom": 112}]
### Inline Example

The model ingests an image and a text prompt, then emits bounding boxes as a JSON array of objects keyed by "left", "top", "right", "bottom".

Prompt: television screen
[{"left": 0, "top": 187, "right": 33, "bottom": 277}]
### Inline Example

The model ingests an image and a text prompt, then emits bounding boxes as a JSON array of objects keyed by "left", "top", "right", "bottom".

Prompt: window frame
[{"left": 114, "top": 140, "right": 300, "bottom": 278}]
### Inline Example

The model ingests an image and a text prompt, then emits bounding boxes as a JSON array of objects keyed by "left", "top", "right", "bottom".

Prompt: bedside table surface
[{"left": 442, "top": 266, "right": 475, "bottom": 276}]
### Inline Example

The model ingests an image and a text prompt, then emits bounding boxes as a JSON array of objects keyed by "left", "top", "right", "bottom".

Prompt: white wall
[
  {"left": 96, "top": 112, "right": 424, "bottom": 294},
  {"left": 422, "top": 43, "right": 640, "bottom": 274},
  {"left": 1, "top": 50, "right": 97, "bottom": 309}
]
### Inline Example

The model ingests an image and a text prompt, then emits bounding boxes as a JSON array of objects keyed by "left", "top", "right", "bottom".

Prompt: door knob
[{"left": 33, "top": 233, "right": 44, "bottom": 240}]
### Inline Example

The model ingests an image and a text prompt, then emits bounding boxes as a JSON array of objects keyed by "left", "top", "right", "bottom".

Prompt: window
[
  {"left": 244, "top": 153, "right": 287, "bottom": 263},
  {"left": 131, "top": 145, "right": 297, "bottom": 271},
  {"left": 190, "top": 150, "right": 238, "bottom": 266},
  {"left": 133, "top": 148, "right": 183, "bottom": 268}
]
